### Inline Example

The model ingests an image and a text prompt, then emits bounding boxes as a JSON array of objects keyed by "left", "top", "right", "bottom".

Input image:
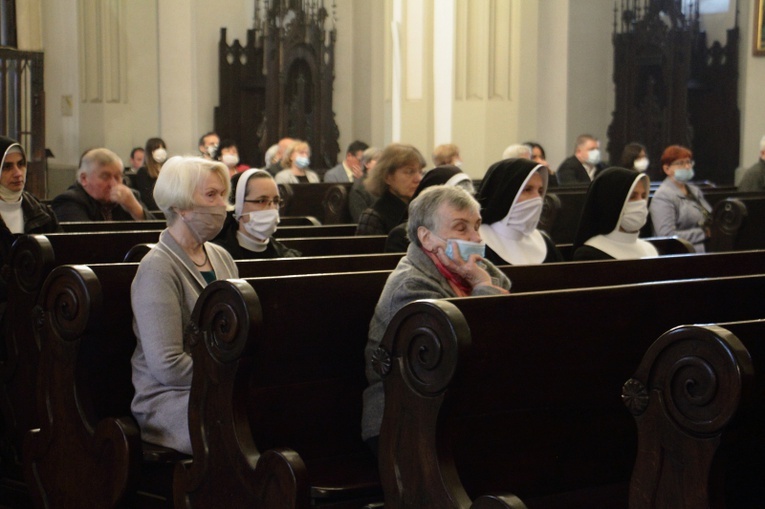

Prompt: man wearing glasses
[{"left": 213, "top": 168, "right": 302, "bottom": 258}]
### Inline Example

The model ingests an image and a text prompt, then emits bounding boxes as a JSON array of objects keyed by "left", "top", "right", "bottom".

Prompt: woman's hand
[{"left": 435, "top": 242, "right": 492, "bottom": 289}]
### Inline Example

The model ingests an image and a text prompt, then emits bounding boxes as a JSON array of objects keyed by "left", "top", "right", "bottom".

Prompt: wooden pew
[
  {"left": 17, "top": 243, "right": 765, "bottom": 508},
  {"left": 175, "top": 271, "right": 395, "bottom": 508},
  {"left": 623, "top": 319, "right": 765, "bottom": 508},
  {"left": 58, "top": 216, "right": 323, "bottom": 233},
  {"left": 273, "top": 223, "right": 357, "bottom": 238},
  {"left": 710, "top": 195, "right": 765, "bottom": 252},
  {"left": 23, "top": 263, "right": 310, "bottom": 508},
  {"left": 376, "top": 273, "right": 765, "bottom": 508},
  {"left": 540, "top": 190, "right": 588, "bottom": 245},
  {"left": 279, "top": 183, "right": 353, "bottom": 224}
]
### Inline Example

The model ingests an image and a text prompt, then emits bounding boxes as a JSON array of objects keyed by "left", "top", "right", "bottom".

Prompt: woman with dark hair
[
  {"left": 356, "top": 143, "right": 426, "bottom": 235},
  {"left": 476, "top": 158, "right": 562, "bottom": 265},
  {"left": 573, "top": 167, "right": 657, "bottom": 260},
  {"left": 384, "top": 165, "right": 473, "bottom": 252},
  {"left": 618, "top": 142, "right": 649, "bottom": 173},
  {"left": 649, "top": 145, "right": 711, "bottom": 252},
  {"left": 214, "top": 168, "right": 301, "bottom": 259},
  {"left": 133, "top": 137, "right": 168, "bottom": 210},
  {"left": 214, "top": 139, "right": 249, "bottom": 177}
]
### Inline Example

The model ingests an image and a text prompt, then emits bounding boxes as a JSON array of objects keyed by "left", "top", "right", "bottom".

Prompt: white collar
[
  {"left": 479, "top": 223, "right": 547, "bottom": 265},
  {"left": 584, "top": 231, "right": 658, "bottom": 259},
  {"left": 236, "top": 230, "right": 269, "bottom": 252}
]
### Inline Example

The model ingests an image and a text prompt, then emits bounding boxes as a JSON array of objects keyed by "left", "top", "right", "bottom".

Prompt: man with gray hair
[
  {"left": 52, "top": 148, "right": 154, "bottom": 221},
  {"left": 361, "top": 185, "right": 510, "bottom": 455},
  {"left": 502, "top": 143, "right": 533, "bottom": 160},
  {"left": 737, "top": 135, "right": 765, "bottom": 192}
]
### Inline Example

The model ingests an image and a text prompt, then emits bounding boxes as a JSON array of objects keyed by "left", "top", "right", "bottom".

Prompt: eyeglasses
[
  {"left": 244, "top": 197, "right": 283, "bottom": 208},
  {"left": 670, "top": 159, "right": 694, "bottom": 168}
]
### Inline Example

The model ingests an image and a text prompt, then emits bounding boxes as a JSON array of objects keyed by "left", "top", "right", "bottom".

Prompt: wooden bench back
[
  {"left": 710, "top": 196, "right": 765, "bottom": 252},
  {"left": 625, "top": 319, "right": 765, "bottom": 508},
  {"left": 378, "top": 273, "right": 765, "bottom": 508},
  {"left": 278, "top": 183, "right": 353, "bottom": 224}
]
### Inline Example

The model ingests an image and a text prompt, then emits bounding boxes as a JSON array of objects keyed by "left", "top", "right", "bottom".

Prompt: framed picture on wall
[{"left": 756, "top": 0, "right": 765, "bottom": 55}]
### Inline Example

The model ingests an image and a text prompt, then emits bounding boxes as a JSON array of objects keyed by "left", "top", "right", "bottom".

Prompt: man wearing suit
[
  {"left": 556, "top": 134, "right": 605, "bottom": 186},
  {"left": 324, "top": 140, "right": 369, "bottom": 183}
]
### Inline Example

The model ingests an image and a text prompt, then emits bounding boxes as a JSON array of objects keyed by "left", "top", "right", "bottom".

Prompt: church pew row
[
  {"left": 58, "top": 215, "right": 323, "bottom": 232},
  {"left": 710, "top": 195, "right": 765, "bottom": 252},
  {"left": 20, "top": 249, "right": 765, "bottom": 508},
  {"left": 0, "top": 231, "right": 740, "bottom": 496},
  {"left": 541, "top": 187, "right": 764, "bottom": 245},
  {"left": 376, "top": 274, "right": 765, "bottom": 508},
  {"left": 39, "top": 230, "right": 388, "bottom": 264},
  {"left": 623, "top": 319, "right": 765, "bottom": 509}
]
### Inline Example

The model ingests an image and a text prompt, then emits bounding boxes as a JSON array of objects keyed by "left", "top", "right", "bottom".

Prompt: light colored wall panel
[
  {"left": 405, "top": 0, "right": 424, "bottom": 100},
  {"left": 465, "top": 0, "right": 487, "bottom": 100},
  {"left": 489, "top": 0, "right": 511, "bottom": 100},
  {"left": 79, "top": 0, "right": 102, "bottom": 103},
  {"left": 740, "top": 0, "right": 765, "bottom": 170},
  {"left": 398, "top": 0, "right": 432, "bottom": 154},
  {"left": 15, "top": 0, "right": 43, "bottom": 51},
  {"left": 42, "top": 0, "right": 81, "bottom": 169},
  {"left": 102, "top": 0, "right": 123, "bottom": 103}
]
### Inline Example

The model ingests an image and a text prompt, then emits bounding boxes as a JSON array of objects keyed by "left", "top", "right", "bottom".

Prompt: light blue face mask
[
  {"left": 444, "top": 238, "right": 486, "bottom": 261},
  {"left": 673, "top": 168, "right": 694, "bottom": 182},
  {"left": 295, "top": 155, "right": 310, "bottom": 169}
]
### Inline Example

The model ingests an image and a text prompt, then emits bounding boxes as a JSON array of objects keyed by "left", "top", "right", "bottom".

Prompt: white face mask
[
  {"left": 587, "top": 148, "right": 601, "bottom": 165},
  {"left": 222, "top": 153, "right": 239, "bottom": 168},
  {"left": 241, "top": 208, "right": 280, "bottom": 241},
  {"left": 152, "top": 148, "right": 167, "bottom": 164},
  {"left": 506, "top": 196, "right": 543, "bottom": 236},
  {"left": 633, "top": 157, "right": 649, "bottom": 172},
  {"left": 620, "top": 199, "right": 648, "bottom": 233}
]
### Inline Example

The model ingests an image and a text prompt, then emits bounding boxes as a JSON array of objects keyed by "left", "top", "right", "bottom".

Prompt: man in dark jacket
[
  {"left": 556, "top": 134, "right": 606, "bottom": 186},
  {"left": 52, "top": 147, "right": 154, "bottom": 222}
]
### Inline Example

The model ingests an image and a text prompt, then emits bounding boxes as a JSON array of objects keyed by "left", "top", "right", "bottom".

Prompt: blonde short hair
[
  {"left": 153, "top": 155, "right": 230, "bottom": 225},
  {"left": 280, "top": 140, "right": 311, "bottom": 169},
  {"left": 432, "top": 143, "right": 460, "bottom": 166},
  {"left": 365, "top": 143, "right": 426, "bottom": 197}
]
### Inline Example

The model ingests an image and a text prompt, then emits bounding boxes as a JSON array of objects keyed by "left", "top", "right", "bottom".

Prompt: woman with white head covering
[
  {"left": 214, "top": 168, "right": 301, "bottom": 259},
  {"left": 572, "top": 167, "right": 658, "bottom": 260},
  {"left": 476, "top": 158, "right": 563, "bottom": 265},
  {"left": 0, "top": 136, "right": 60, "bottom": 290}
]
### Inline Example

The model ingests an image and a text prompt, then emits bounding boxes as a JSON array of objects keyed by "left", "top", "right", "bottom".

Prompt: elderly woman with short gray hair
[
  {"left": 130, "top": 155, "right": 238, "bottom": 454},
  {"left": 361, "top": 185, "right": 511, "bottom": 454}
]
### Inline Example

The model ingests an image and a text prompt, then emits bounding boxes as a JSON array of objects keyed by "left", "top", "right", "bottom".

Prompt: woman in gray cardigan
[
  {"left": 362, "top": 186, "right": 511, "bottom": 453},
  {"left": 131, "top": 156, "right": 238, "bottom": 454}
]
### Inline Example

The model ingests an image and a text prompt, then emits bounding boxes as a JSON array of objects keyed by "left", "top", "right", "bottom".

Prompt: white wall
[{"left": 35, "top": 0, "right": 765, "bottom": 186}]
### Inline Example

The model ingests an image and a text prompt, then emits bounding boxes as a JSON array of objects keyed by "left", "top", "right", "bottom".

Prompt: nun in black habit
[
  {"left": 572, "top": 167, "right": 658, "bottom": 260},
  {"left": 476, "top": 158, "right": 562, "bottom": 265}
]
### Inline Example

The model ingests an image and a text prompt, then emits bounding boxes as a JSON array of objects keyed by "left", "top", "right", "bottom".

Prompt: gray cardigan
[
  {"left": 649, "top": 178, "right": 711, "bottom": 252},
  {"left": 361, "top": 243, "right": 511, "bottom": 441},
  {"left": 130, "top": 229, "right": 238, "bottom": 454}
]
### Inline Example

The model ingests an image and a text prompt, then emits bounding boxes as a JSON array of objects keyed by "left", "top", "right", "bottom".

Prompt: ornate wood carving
[
  {"left": 608, "top": 0, "right": 740, "bottom": 184},
  {"left": 215, "top": 0, "right": 340, "bottom": 170}
]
